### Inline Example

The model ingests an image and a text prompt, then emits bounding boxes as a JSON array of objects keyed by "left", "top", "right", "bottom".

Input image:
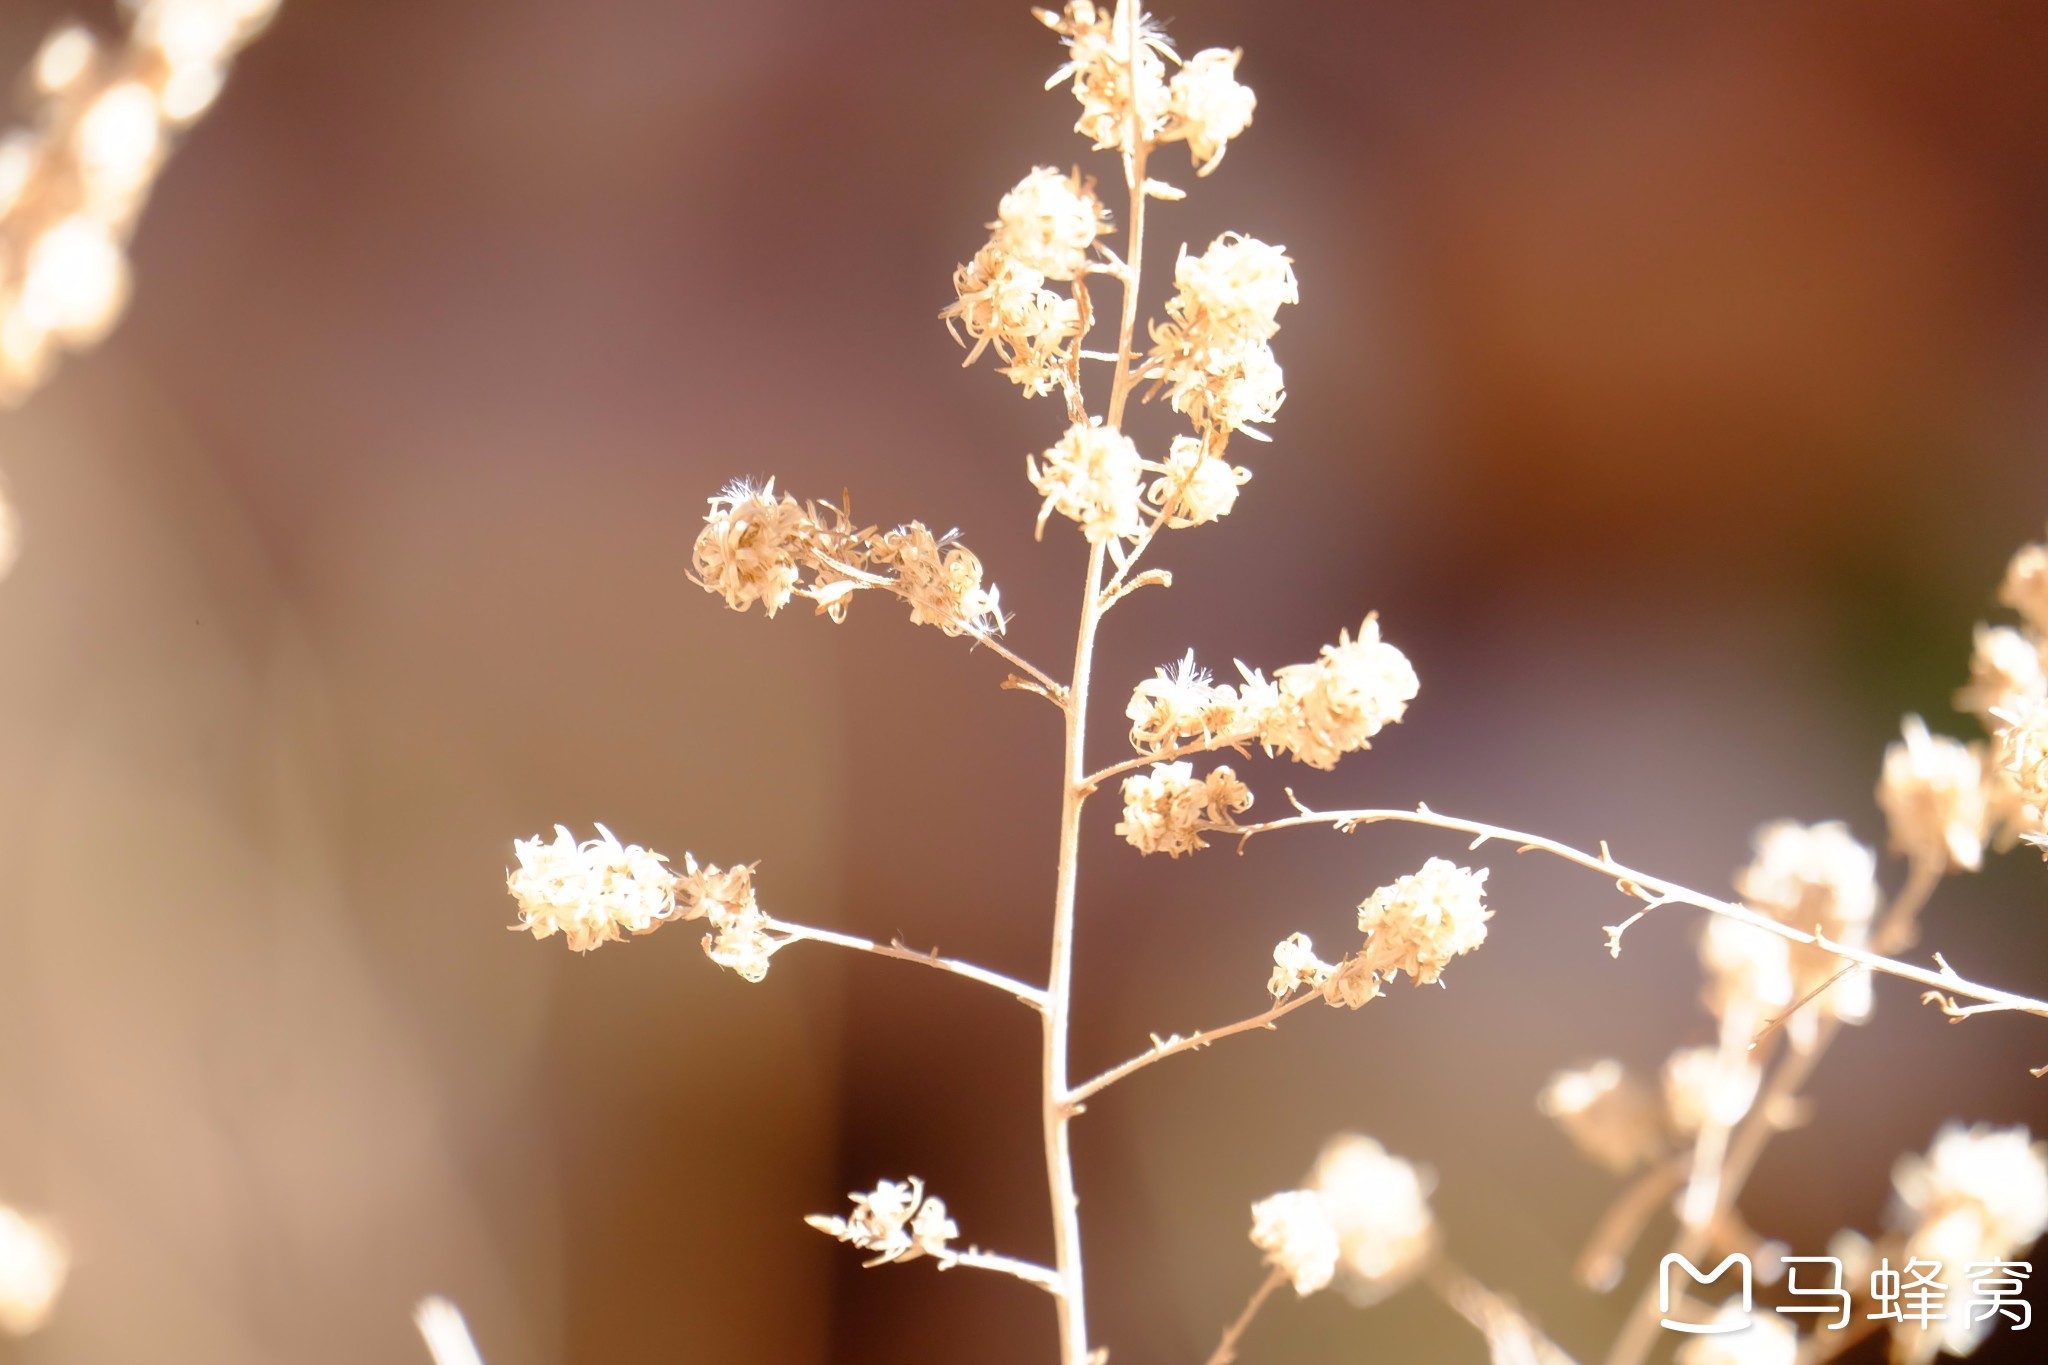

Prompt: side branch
[
  {"left": 810, "top": 552, "right": 1070, "bottom": 708},
  {"left": 1205, "top": 1265, "right": 1287, "bottom": 1365},
  {"left": 938, "top": 1249, "right": 1065, "bottom": 1295},
  {"left": 1085, "top": 727, "right": 1260, "bottom": 792},
  {"left": 765, "top": 917, "right": 1048, "bottom": 1010},
  {"left": 1229, "top": 804, "right": 2048, "bottom": 1024},
  {"left": 1065, "top": 990, "right": 1320, "bottom": 1109}
]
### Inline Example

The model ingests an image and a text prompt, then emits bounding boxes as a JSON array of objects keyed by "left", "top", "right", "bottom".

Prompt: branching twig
[
  {"left": 1085, "top": 727, "right": 1261, "bottom": 792},
  {"left": 764, "top": 918, "right": 1048, "bottom": 1011},
  {"left": 937, "top": 1248, "right": 1065, "bottom": 1295},
  {"left": 1229, "top": 805, "right": 2045, "bottom": 1022},
  {"left": 1575, "top": 1156, "right": 1686, "bottom": 1292},
  {"left": 810, "top": 551, "right": 1070, "bottom": 707},
  {"left": 1065, "top": 990, "right": 1321, "bottom": 1109},
  {"left": 1205, "top": 1265, "right": 1286, "bottom": 1365}
]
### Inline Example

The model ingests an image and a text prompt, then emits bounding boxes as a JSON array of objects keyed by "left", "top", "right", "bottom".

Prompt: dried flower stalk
[{"left": 502, "top": 5, "right": 2048, "bottom": 1362}]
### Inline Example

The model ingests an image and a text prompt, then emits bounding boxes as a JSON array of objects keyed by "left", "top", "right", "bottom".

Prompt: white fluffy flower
[
  {"left": 1697, "top": 916, "right": 1795, "bottom": 1027},
  {"left": 1164, "top": 48, "right": 1256, "bottom": 175},
  {"left": 1123, "top": 649, "right": 1270, "bottom": 754},
  {"left": 1892, "top": 1122, "right": 2048, "bottom": 1265},
  {"left": 1956, "top": 623, "right": 2046, "bottom": 725},
  {"left": 1039, "top": 1, "right": 1175, "bottom": 154},
  {"left": 991, "top": 166, "right": 1108, "bottom": 280},
  {"left": 1028, "top": 420, "right": 1146, "bottom": 544},
  {"left": 1148, "top": 434, "right": 1249, "bottom": 527},
  {"left": 1732, "top": 820, "right": 1879, "bottom": 1038},
  {"left": 1662, "top": 1046, "right": 1761, "bottom": 1135},
  {"left": 1886, "top": 1123, "right": 2048, "bottom": 1364},
  {"left": 1999, "top": 534, "right": 2048, "bottom": 636},
  {"left": 942, "top": 243, "right": 1080, "bottom": 397},
  {"left": 1311, "top": 1134, "right": 1437, "bottom": 1301},
  {"left": 1260, "top": 617, "right": 1419, "bottom": 770},
  {"left": 1992, "top": 693, "right": 2048, "bottom": 846},
  {"left": 1355, "top": 858, "right": 1491, "bottom": 986},
  {"left": 1250, "top": 1189, "right": 1340, "bottom": 1294},
  {"left": 1170, "top": 233, "right": 1297, "bottom": 343},
  {"left": 1268, "top": 931, "right": 1335, "bottom": 1000},
  {"left": 866, "top": 523, "right": 1006, "bottom": 638},
  {"left": 507, "top": 824, "right": 679, "bottom": 952},
  {"left": 1115, "top": 761, "right": 1252, "bottom": 857},
  {"left": 692, "top": 480, "right": 814, "bottom": 617},
  {"left": 806, "top": 1177, "right": 959, "bottom": 1267},
  {"left": 1538, "top": 1061, "right": 1666, "bottom": 1175},
  {"left": 1146, "top": 235, "right": 1298, "bottom": 442},
  {"left": 1735, "top": 820, "right": 1878, "bottom": 935},
  {"left": 1876, "top": 715, "right": 1988, "bottom": 872}
]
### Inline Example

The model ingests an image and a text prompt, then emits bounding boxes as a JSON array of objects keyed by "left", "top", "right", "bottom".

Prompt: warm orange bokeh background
[{"left": 2, "top": 2, "right": 2046, "bottom": 1362}]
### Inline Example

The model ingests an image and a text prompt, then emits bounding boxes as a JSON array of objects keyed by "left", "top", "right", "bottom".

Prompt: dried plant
[
  {"left": 0, "top": 5, "right": 283, "bottom": 1331},
  {"left": 505, "top": 4, "right": 2048, "bottom": 1362}
]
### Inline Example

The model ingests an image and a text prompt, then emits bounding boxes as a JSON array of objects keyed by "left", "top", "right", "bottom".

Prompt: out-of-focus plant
[
  {"left": 504, "top": 5, "right": 2048, "bottom": 1361},
  {"left": 0, "top": 5, "right": 284, "bottom": 1338}
]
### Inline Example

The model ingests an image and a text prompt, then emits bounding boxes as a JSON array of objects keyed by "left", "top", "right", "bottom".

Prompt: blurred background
[{"left": 1, "top": 0, "right": 2046, "bottom": 1361}]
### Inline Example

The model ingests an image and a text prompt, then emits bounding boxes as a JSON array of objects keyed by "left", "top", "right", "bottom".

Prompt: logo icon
[{"left": 1661, "top": 1253, "right": 1752, "bottom": 1333}]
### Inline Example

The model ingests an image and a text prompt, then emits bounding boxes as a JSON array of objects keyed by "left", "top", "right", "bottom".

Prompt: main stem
[
  {"left": 1045, "top": 538, "right": 1107, "bottom": 1365},
  {"left": 1042, "top": 34, "right": 1152, "bottom": 1353}
]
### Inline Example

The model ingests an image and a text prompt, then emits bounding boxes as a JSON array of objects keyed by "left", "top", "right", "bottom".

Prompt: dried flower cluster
[
  {"left": 1278, "top": 857, "right": 1493, "bottom": 1011},
  {"left": 1114, "top": 760, "right": 1250, "bottom": 857},
  {"left": 506, "top": 824, "right": 678, "bottom": 953},
  {"left": 1536, "top": 1061, "right": 1667, "bottom": 1176},
  {"left": 946, "top": 246, "right": 1076, "bottom": 397},
  {"left": 0, "top": 1, "right": 282, "bottom": 404},
  {"left": 1037, "top": 1, "right": 1253, "bottom": 174},
  {"left": 1122, "top": 619, "right": 1419, "bottom": 771},
  {"left": 1248, "top": 1135, "right": 1437, "bottom": 1303},
  {"left": 1354, "top": 858, "right": 1491, "bottom": 987},
  {"left": 1883, "top": 1124, "right": 2048, "bottom": 1363},
  {"left": 506, "top": 825, "right": 778, "bottom": 980},
  {"left": 806, "top": 1178, "right": 959, "bottom": 1268},
  {"left": 1146, "top": 232, "right": 1296, "bottom": 448},
  {"left": 1878, "top": 715, "right": 1991, "bottom": 873},
  {"left": 1872, "top": 529, "right": 2048, "bottom": 868},
  {"left": 1029, "top": 419, "right": 1146, "bottom": 543},
  {"left": 691, "top": 481, "right": 1004, "bottom": 638}
]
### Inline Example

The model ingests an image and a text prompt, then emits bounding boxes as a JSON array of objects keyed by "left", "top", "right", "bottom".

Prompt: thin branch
[
  {"left": 1575, "top": 1156, "right": 1686, "bottom": 1292},
  {"left": 1229, "top": 805, "right": 2048, "bottom": 1023},
  {"left": 764, "top": 918, "right": 1047, "bottom": 1011},
  {"left": 1085, "top": 727, "right": 1260, "bottom": 792},
  {"left": 808, "top": 553, "right": 1069, "bottom": 707},
  {"left": 937, "top": 1248, "right": 1065, "bottom": 1296},
  {"left": 1099, "top": 497, "right": 1175, "bottom": 604},
  {"left": 1066, "top": 990, "right": 1321, "bottom": 1109},
  {"left": 1205, "top": 1265, "right": 1287, "bottom": 1365},
  {"left": 1752, "top": 962, "right": 1862, "bottom": 1050},
  {"left": 1099, "top": 567, "right": 1172, "bottom": 611}
]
